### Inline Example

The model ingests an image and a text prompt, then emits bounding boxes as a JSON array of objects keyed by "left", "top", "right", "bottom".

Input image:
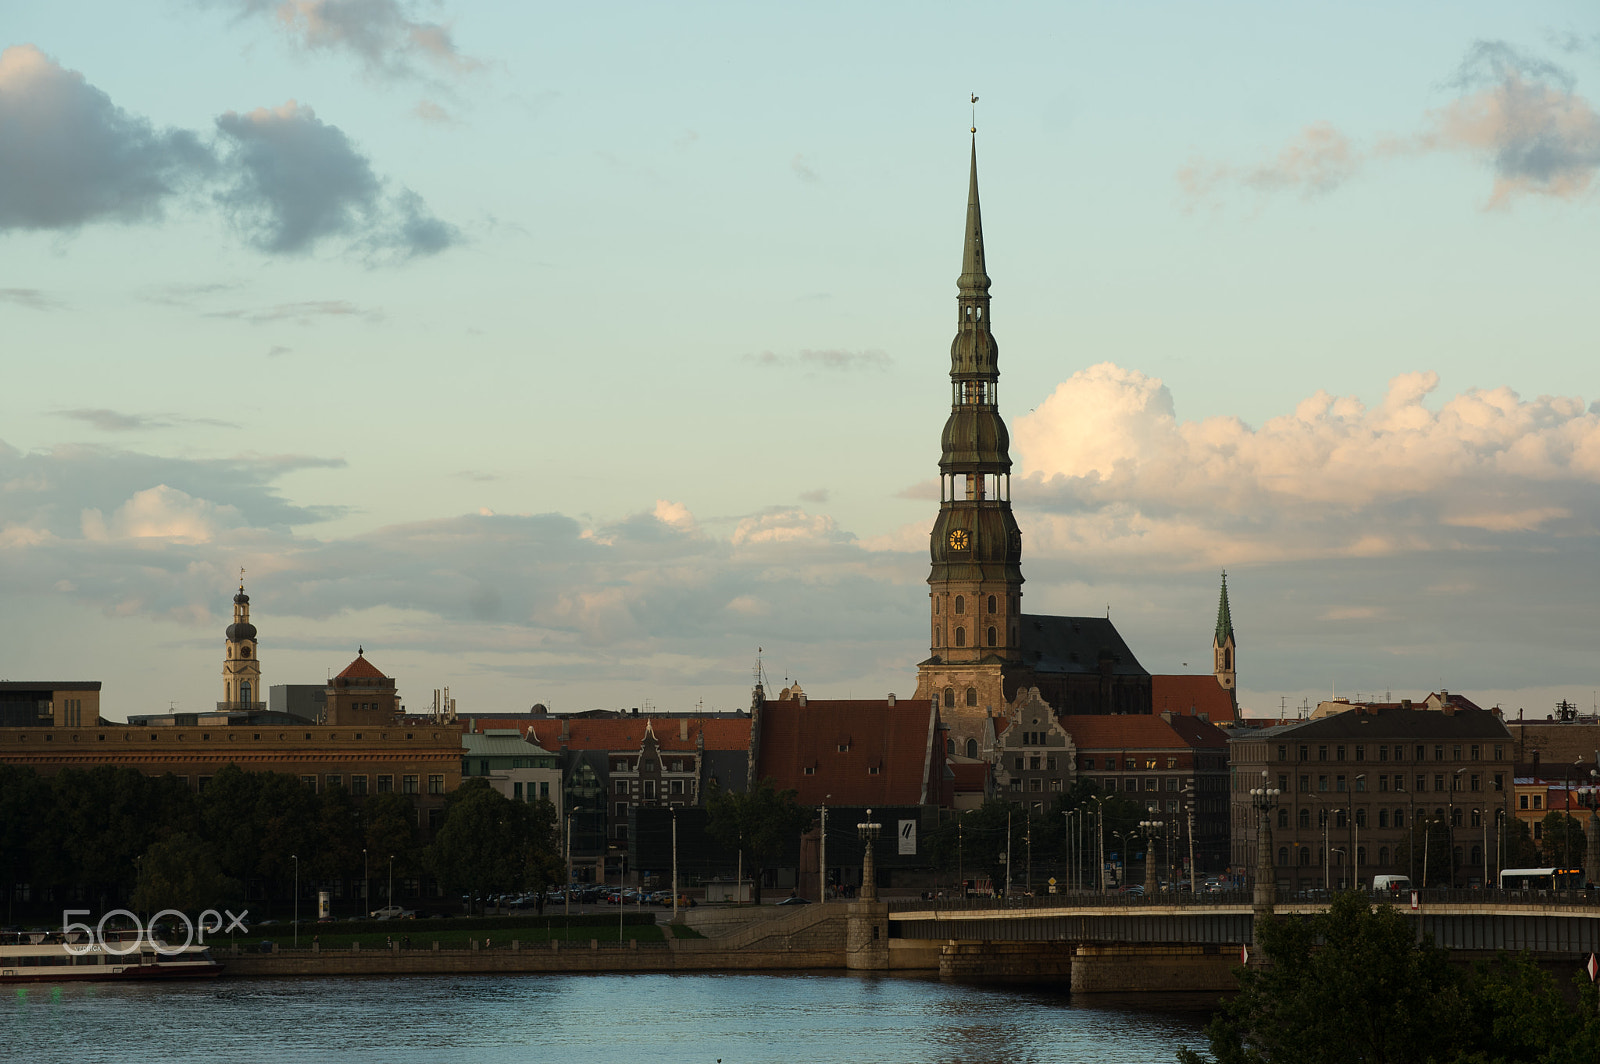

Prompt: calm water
[{"left": 3, "top": 973, "right": 1208, "bottom": 1063}]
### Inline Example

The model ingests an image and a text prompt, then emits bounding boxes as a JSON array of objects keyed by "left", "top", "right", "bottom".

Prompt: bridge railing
[{"left": 887, "top": 886, "right": 1600, "bottom": 914}]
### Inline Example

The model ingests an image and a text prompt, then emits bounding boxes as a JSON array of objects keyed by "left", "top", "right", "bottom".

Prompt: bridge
[{"left": 873, "top": 891, "right": 1600, "bottom": 990}]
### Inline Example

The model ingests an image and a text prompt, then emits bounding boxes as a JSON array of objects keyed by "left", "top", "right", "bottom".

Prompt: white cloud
[{"left": 220, "top": 0, "right": 482, "bottom": 81}]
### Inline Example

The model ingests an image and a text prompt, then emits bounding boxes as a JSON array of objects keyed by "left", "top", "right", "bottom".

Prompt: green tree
[
  {"left": 1179, "top": 892, "right": 1469, "bottom": 1064},
  {"left": 363, "top": 791, "right": 421, "bottom": 911},
  {"left": 704, "top": 777, "right": 811, "bottom": 903},
  {"left": 428, "top": 779, "right": 550, "bottom": 913},
  {"left": 1503, "top": 815, "right": 1541, "bottom": 869},
  {"left": 131, "top": 832, "right": 241, "bottom": 915},
  {"left": 1539, "top": 811, "right": 1586, "bottom": 869}
]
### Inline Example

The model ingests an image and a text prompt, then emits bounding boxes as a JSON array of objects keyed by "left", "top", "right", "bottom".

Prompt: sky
[{"left": 2, "top": 1, "right": 1597, "bottom": 723}]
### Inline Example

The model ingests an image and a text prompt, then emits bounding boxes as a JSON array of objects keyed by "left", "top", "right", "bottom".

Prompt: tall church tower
[
  {"left": 1213, "top": 570, "right": 1236, "bottom": 692},
  {"left": 914, "top": 136, "right": 1027, "bottom": 721},
  {"left": 223, "top": 581, "right": 261, "bottom": 709}
]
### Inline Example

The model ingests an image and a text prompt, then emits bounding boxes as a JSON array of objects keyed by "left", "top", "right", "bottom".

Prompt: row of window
[
  {"left": 1275, "top": 844, "right": 1485, "bottom": 867},
  {"left": 1086, "top": 756, "right": 1181, "bottom": 771},
  {"left": 1271, "top": 772, "right": 1503, "bottom": 794},
  {"left": 802, "top": 766, "right": 881, "bottom": 776},
  {"left": 1089, "top": 777, "right": 1185, "bottom": 793},
  {"left": 614, "top": 779, "right": 690, "bottom": 797},
  {"left": 934, "top": 594, "right": 1006, "bottom": 616},
  {"left": 933, "top": 626, "right": 1006, "bottom": 649},
  {"left": 610, "top": 759, "right": 696, "bottom": 773},
  {"left": 1012, "top": 756, "right": 1059, "bottom": 772},
  {"left": 510, "top": 781, "right": 551, "bottom": 801},
  {"left": 1277, "top": 742, "right": 1506, "bottom": 764},
  {"left": 1008, "top": 778, "right": 1064, "bottom": 792},
  {"left": 1280, "top": 805, "right": 1491, "bottom": 829}
]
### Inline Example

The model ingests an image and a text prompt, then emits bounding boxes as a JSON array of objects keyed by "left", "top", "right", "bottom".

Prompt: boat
[{"left": 0, "top": 930, "right": 222, "bottom": 982}]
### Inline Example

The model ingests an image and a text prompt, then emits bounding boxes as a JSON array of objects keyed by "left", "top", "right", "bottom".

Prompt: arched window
[
  {"left": 935, "top": 598, "right": 941, "bottom": 614},
  {"left": 965, "top": 687, "right": 977, "bottom": 707},
  {"left": 1224, "top": 648, "right": 1231, "bottom": 670},
  {"left": 1470, "top": 844, "right": 1482, "bottom": 866},
  {"left": 1299, "top": 846, "right": 1311, "bottom": 866},
  {"left": 1470, "top": 808, "right": 1481, "bottom": 827},
  {"left": 1393, "top": 808, "right": 1405, "bottom": 829},
  {"left": 1277, "top": 808, "right": 1288, "bottom": 827},
  {"left": 1355, "top": 808, "right": 1366, "bottom": 828},
  {"left": 987, "top": 626, "right": 997, "bottom": 647},
  {"left": 1335, "top": 809, "right": 1347, "bottom": 828},
  {"left": 1378, "top": 809, "right": 1389, "bottom": 828},
  {"left": 240, "top": 681, "right": 251, "bottom": 704},
  {"left": 1450, "top": 807, "right": 1462, "bottom": 827},
  {"left": 943, "top": 688, "right": 955, "bottom": 708},
  {"left": 933, "top": 627, "right": 940, "bottom": 647},
  {"left": 954, "top": 596, "right": 965, "bottom": 615},
  {"left": 946, "top": 739, "right": 954, "bottom": 755},
  {"left": 1277, "top": 847, "right": 1288, "bottom": 866},
  {"left": 987, "top": 595, "right": 996, "bottom": 614},
  {"left": 1452, "top": 845, "right": 1463, "bottom": 866},
  {"left": 1357, "top": 846, "right": 1366, "bottom": 866},
  {"left": 965, "top": 738, "right": 978, "bottom": 759},
  {"left": 955, "top": 627, "right": 966, "bottom": 647},
  {"left": 1298, "top": 808, "right": 1310, "bottom": 828}
]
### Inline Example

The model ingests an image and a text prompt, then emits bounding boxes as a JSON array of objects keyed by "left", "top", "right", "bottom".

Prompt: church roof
[
  {"left": 1151, "top": 675, "right": 1236, "bottom": 723},
  {"left": 754, "top": 697, "right": 939, "bottom": 806},
  {"left": 1018, "top": 615, "right": 1148, "bottom": 677},
  {"left": 335, "top": 653, "right": 387, "bottom": 680}
]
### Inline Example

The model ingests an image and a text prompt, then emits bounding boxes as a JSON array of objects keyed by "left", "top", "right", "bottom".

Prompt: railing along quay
[{"left": 887, "top": 886, "right": 1600, "bottom": 914}]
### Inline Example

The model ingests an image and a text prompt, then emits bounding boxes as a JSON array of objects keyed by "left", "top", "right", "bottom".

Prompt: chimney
[
  {"left": 798, "top": 694, "right": 807, "bottom": 707},
  {"left": 1161, "top": 710, "right": 1173, "bottom": 724},
  {"left": 887, "top": 693, "right": 896, "bottom": 707},
  {"left": 1401, "top": 699, "right": 1412, "bottom": 710},
  {"left": 679, "top": 718, "right": 688, "bottom": 741}
]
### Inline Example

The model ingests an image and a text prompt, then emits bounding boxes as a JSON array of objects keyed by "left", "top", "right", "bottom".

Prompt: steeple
[
  {"left": 917, "top": 127, "right": 1025, "bottom": 715},
  {"left": 1213, "top": 571, "right": 1236, "bottom": 693},
  {"left": 222, "top": 578, "right": 261, "bottom": 709}
]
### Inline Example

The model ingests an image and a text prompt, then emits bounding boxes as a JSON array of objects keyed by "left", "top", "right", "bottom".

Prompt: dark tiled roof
[
  {"left": 1060, "top": 713, "right": 1229, "bottom": 751},
  {"left": 1018, "top": 615, "right": 1148, "bottom": 677},
  {"left": 1249, "top": 707, "right": 1510, "bottom": 741},
  {"left": 524, "top": 718, "right": 751, "bottom": 753},
  {"left": 755, "top": 698, "right": 938, "bottom": 806},
  {"left": 0, "top": 682, "right": 102, "bottom": 691},
  {"left": 1151, "top": 675, "right": 1236, "bottom": 723}
]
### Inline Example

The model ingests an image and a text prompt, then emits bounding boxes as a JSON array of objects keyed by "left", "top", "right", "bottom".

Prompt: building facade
[
  {"left": 0, "top": 682, "right": 102, "bottom": 728},
  {"left": 461, "top": 729, "right": 563, "bottom": 820},
  {"left": 1229, "top": 704, "right": 1515, "bottom": 890}
]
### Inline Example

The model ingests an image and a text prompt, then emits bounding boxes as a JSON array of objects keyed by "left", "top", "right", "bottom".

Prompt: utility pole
[
  {"left": 1004, "top": 809, "right": 1013, "bottom": 897},
  {"left": 820, "top": 796, "right": 829, "bottom": 903},
  {"left": 1185, "top": 786, "right": 1197, "bottom": 892},
  {"left": 564, "top": 812, "right": 572, "bottom": 916},
  {"left": 671, "top": 807, "right": 679, "bottom": 922},
  {"left": 1025, "top": 819, "right": 1032, "bottom": 895}
]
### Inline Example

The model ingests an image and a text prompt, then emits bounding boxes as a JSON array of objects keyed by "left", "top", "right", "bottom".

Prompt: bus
[{"left": 1498, "top": 867, "right": 1584, "bottom": 891}]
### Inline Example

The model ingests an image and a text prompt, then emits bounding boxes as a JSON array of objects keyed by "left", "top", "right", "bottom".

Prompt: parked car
[
  {"left": 776, "top": 896, "right": 811, "bottom": 906},
  {"left": 370, "top": 905, "right": 416, "bottom": 920},
  {"left": 657, "top": 892, "right": 696, "bottom": 908}
]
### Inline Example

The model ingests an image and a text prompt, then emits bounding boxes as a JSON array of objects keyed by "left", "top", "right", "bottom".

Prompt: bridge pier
[
  {"left": 1071, "top": 944, "right": 1238, "bottom": 994},
  {"left": 939, "top": 941, "right": 1073, "bottom": 983},
  {"left": 845, "top": 902, "right": 890, "bottom": 971}
]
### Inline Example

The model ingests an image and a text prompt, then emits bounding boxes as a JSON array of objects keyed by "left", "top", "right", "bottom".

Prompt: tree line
[{"left": 0, "top": 764, "right": 560, "bottom": 921}]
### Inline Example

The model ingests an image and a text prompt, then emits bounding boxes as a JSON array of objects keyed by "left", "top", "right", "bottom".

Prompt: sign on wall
[{"left": 898, "top": 819, "right": 917, "bottom": 855}]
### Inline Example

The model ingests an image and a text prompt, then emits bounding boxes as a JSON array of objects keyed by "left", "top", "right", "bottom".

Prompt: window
[
  {"left": 1278, "top": 745, "right": 1287, "bottom": 761},
  {"left": 1125, "top": 779, "right": 1138, "bottom": 792},
  {"left": 1335, "top": 810, "right": 1347, "bottom": 828},
  {"left": 1451, "top": 808, "right": 1462, "bottom": 827},
  {"left": 643, "top": 780, "right": 656, "bottom": 799},
  {"left": 1470, "top": 808, "right": 1481, "bottom": 827},
  {"left": 965, "top": 687, "right": 977, "bottom": 706},
  {"left": 616, "top": 802, "right": 629, "bottom": 817},
  {"left": 1493, "top": 773, "right": 1504, "bottom": 792},
  {"left": 1470, "top": 774, "right": 1481, "bottom": 792},
  {"left": 804, "top": 767, "right": 816, "bottom": 775},
  {"left": 1355, "top": 745, "right": 1364, "bottom": 762},
  {"left": 1277, "top": 808, "right": 1288, "bottom": 827},
  {"left": 1319, "top": 746, "right": 1328, "bottom": 761},
  {"left": 1029, "top": 778, "right": 1041, "bottom": 791},
  {"left": 1355, "top": 776, "right": 1366, "bottom": 792},
  {"left": 1299, "top": 745, "right": 1309, "bottom": 761},
  {"left": 1434, "top": 774, "right": 1445, "bottom": 792},
  {"left": 1298, "top": 808, "right": 1310, "bottom": 828},
  {"left": 1144, "top": 759, "right": 1157, "bottom": 770},
  {"left": 428, "top": 775, "right": 444, "bottom": 795},
  {"left": 1393, "top": 809, "right": 1404, "bottom": 828},
  {"left": 1318, "top": 775, "right": 1329, "bottom": 792},
  {"left": 1534, "top": 794, "right": 1543, "bottom": 810},
  {"left": 1278, "top": 847, "right": 1289, "bottom": 866},
  {"left": 987, "top": 626, "right": 997, "bottom": 647},
  {"left": 1336, "top": 746, "right": 1346, "bottom": 762},
  {"left": 873, "top": 767, "right": 884, "bottom": 777},
  {"left": 1416, "top": 775, "right": 1427, "bottom": 792},
  {"left": 1434, "top": 745, "right": 1445, "bottom": 762},
  {"left": 1166, "top": 779, "right": 1179, "bottom": 791},
  {"left": 615, "top": 780, "right": 628, "bottom": 795},
  {"left": 1336, "top": 775, "right": 1346, "bottom": 793},
  {"left": 988, "top": 595, "right": 996, "bottom": 613},
  {"left": 1029, "top": 756, "right": 1041, "bottom": 771},
  {"left": 1354, "top": 808, "right": 1366, "bottom": 827},
  {"left": 1300, "top": 775, "right": 1310, "bottom": 792},
  {"left": 1050, "top": 779, "right": 1062, "bottom": 792},
  {"left": 1379, "top": 846, "right": 1390, "bottom": 866},
  {"left": 1300, "top": 847, "right": 1311, "bottom": 866},
  {"left": 513, "top": 782, "right": 523, "bottom": 799},
  {"left": 1453, "top": 745, "right": 1462, "bottom": 761},
  {"left": 1416, "top": 745, "right": 1426, "bottom": 762},
  {"left": 1125, "top": 758, "right": 1137, "bottom": 770},
  {"left": 377, "top": 775, "right": 393, "bottom": 794},
  {"left": 954, "top": 595, "right": 965, "bottom": 614},
  {"left": 1010, "top": 780, "right": 1022, "bottom": 792},
  {"left": 1379, "top": 775, "right": 1389, "bottom": 792},
  {"left": 966, "top": 739, "right": 977, "bottom": 758},
  {"left": 947, "top": 738, "right": 955, "bottom": 756},
  {"left": 1144, "top": 778, "right": 1157, "bottom": 791},
  {"left": 402, "top": 775, "right": 418, "bottom": 795},
  {"left": 671, "top": 779, "right": 684, "bottom": 794},
  {"left": 1046, "top": 757, "right": 1056, "bottom": 770},
  {"left": 1495, "top": 745, "right": 1504, "bottom": 761},
  {"left": 1471, "top": 745, "right": 1480, "bottom": 761},
  {"left": 351, "top": 775, "right": 368, "bottom": 796},
  {"left": 1534, "top": 821, "right": 1543, "bottom": 839},
  {"left": 301, "top": 775, "right": 317, "bottom": 791},
  {"left": 1379, "top": 745, "right": 1388, "bottom": 762},
  {"left": 540, "top": 782, "right": 550, "bottom": 800},
  {"left": 1378, "top": 809, "right": 1389, "bottom": 828},
  {"left": 955, "top": 628, "right": 965, "bottom": 647}
]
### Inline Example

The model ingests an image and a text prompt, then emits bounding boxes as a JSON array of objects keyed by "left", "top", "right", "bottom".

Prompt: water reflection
[{"left": 1, "top": 973, "right": 1206, "bottom": 1063}]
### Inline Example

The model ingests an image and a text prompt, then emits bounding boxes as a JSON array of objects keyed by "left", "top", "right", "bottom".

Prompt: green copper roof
[
  {"left": 958, "top": 136, "right": 990, "bottom": 296},
  {"left": 1215, "top": 571, "right": 1234, "bottom": 643}
]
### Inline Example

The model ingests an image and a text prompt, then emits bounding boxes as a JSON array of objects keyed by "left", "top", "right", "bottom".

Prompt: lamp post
[
  {"left": 1139, "top": 819, "right": 1164, "bottom": 895},
  {"left": 291, "top": 853, "right": 299, "bottom": 947},
  {"left": 1184, "top": 785, "right": 1197, "bottom": 892},
  {"left": 1064, "top": 810, "right": 1074, "bottom": 893},
  {"left": 387, "top": 853, "right": 394, "bottom": 912},
  {"left": 670, "top": 805, "right": 679, "bottom": 922},
  {"left": 820, "top": 795, "right": 830, "bottom": 902},
  {"left": 857, "top": 809, "right": 882, "bottom": 902},
  {"left": 362, "top": 848, "right": 368, "bottom": 918},
  {"left": 1091, "top": 794, "right": 1110, "bottom": 893},
  {"left": 1352, "top": 773, "right": 1366, "bottom": 892},
  {"left": 1448, "top": 767, "right": 1465, "bottom": 887},
  {"left": 1249, "top": 771, "right": 1281, "bottom": 919}
]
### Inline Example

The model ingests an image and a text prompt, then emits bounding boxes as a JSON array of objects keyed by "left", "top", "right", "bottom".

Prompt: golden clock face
[{"left": 948, "top": 529, "right": 970, "bottom": 551}]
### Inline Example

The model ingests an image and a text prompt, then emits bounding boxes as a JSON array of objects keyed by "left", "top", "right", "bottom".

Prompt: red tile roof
[
  {"left": 521, "top": 717, "right": 750, "bottom": 753},
  {"left": 755, "top": 698, "right": 940, "bottom": 806},
  {"left": 335, "top": 654, "right": 388, "bottom": 680},
  {"left": 949, "top": 761, "right": 990, "bottom": 794},
  {"left": 1150, "top": 675, "right": 1237, "bottom": 723},
  {"left": 1059, "top": 713, "right": 1229, "bottom": 751}
]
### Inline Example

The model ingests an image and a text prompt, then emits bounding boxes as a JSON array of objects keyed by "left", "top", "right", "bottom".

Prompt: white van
[{"left": 1372, "top": 875, "right": 1411, "bottom": 894}]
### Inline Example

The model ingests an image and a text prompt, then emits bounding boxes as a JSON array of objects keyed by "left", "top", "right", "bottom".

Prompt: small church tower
[
  {"left": 223, "top": 579, "right": 261, "bottom": 708},
  {"left": 1213, "top": 571, "right": 1236, "bottom": 692}
]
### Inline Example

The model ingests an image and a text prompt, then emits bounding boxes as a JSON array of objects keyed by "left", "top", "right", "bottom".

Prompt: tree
[
  {"left": 704, "top": 777, "right": 811, "bottom": 903},
  {"left": 428, "top": 779, "right": 553, "bottom": 913},
  {"left": 131, "top": 832, "right": 240, "bottom": 915},
  {"left": 1540, "top": 811, "right": 1586, "bottom": 869},
  {"left": 1179, "top": 892, "right": 1468, "bottom": 1064}
]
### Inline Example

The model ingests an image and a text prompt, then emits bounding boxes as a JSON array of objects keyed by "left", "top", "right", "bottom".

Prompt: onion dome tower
[{"left": 222, "top": 580, "right": 261, "bottom": 709}]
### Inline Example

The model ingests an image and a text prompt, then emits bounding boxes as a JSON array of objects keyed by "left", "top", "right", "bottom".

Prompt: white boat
[{"left": 0, "top": 930, "right": 222, "bottom": 983}]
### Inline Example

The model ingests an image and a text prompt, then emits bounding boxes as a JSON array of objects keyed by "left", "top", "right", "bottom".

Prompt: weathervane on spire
[
  {"left": 239, "top": 565, "right": 246, "bottom": 588},
  {"left": 970, "top": 93, "right": 979, "bottom": 133}
]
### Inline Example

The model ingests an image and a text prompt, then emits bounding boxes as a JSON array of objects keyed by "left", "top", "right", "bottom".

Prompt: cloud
[
  {"left": 1010, "top": 362, "right": 1600, "bottom": 567},
  {"left": 743, "top": 349, "right": 892, "bottom": 371},
  {"left": 215, "top": 100, "right": 458, "bottom": 257},
  {"left": 1181, "top": 40, "right": 1600, "bottom": 209},
  {"left": 0, "top": 45, "right": 212, "bottom": 231},
  {"left": 791, "top": 153, "right": 820, "bottom": 183},
  {"left": 203, "top": 299, "right": 380, "bottom": 324},
  {"left": 266, "top": 345, "right": 292, "bottom": 357},
  {"left": 221, "top": 0, "right": 481, "bottom": 81},
  {"left": 0, "top": 287, "right": 63, "bottom": 310},
  {"left": 413, "top": 99, "right": 451, "bottom": 124},
  {"left": 53, "top": 410, "right": 243, "bottom": 432},
  {"left": 799, "top": 488, "right": 830, "bottom": 504}
]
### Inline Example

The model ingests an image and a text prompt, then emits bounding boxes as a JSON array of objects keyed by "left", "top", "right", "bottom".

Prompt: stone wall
[{"left": 1070, "top": 944, "right": 1238, "bottom": 994}]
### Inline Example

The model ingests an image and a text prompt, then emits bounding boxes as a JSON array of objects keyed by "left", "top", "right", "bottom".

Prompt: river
[{"left": 4, "top": 973, "right": 1209, "bottom": 1062}]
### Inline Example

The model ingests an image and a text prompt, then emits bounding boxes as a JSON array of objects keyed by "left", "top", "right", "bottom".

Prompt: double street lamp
[
  {"left": 1138, "top": 819, "right": 1164, "bottom": 895},
  {"left": 1249, "top": 772, "right": 1281, "bottom": 913}
]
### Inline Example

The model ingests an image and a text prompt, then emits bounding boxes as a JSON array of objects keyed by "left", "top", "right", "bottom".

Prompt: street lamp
[
  {"left": 1182, "top": 784, "right": 1197, "bottom": 893},
  {"left": 857, "top": 809, "right": 882, "bottom": 902},
  {"left": 1091, "top": 794, "right": 1110, "bottom": 893},
  {"left": 388, "top": 853, "right": 395, "bottom": 912},
  {"left": 1448, "top": 767, "right": 1466, "bottom": 887},
  {"left": 291, "top": 853, "right": 299, "bottom": 947},
  {"left": 1351, "top": 773, "right": 1366, "bottom": 892},
  {"left": 1139, "top": 819, "right": 1164, "bottom": 894},
  {"left": 1248, "top": 771, "right": 1281, "bottom": 915},
  {"left": 362, "top": 848, "right": 368, "bottom": 918}
]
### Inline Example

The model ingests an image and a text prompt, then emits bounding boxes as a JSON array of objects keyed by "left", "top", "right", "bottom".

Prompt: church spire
[
  {"left": 1215, "top": 570, "right": 1235, "bottom": 643},
  {"left": 1213, "top": 570, "right": 1236, "bottom": 693},
  {"left": 959, "top": 136, "right": 990, "bottom": 297}
]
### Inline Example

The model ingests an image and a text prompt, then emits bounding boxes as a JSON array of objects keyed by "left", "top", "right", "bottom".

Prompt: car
[
  {"left": 776, "top": 896, "right": 811, "bottom": 906},
  {"left": 370, "top": 905, "right": 416, "bottom": 920},
  {"left": 1119, "top": 885, "right": 1145, "bottom": 896}
]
